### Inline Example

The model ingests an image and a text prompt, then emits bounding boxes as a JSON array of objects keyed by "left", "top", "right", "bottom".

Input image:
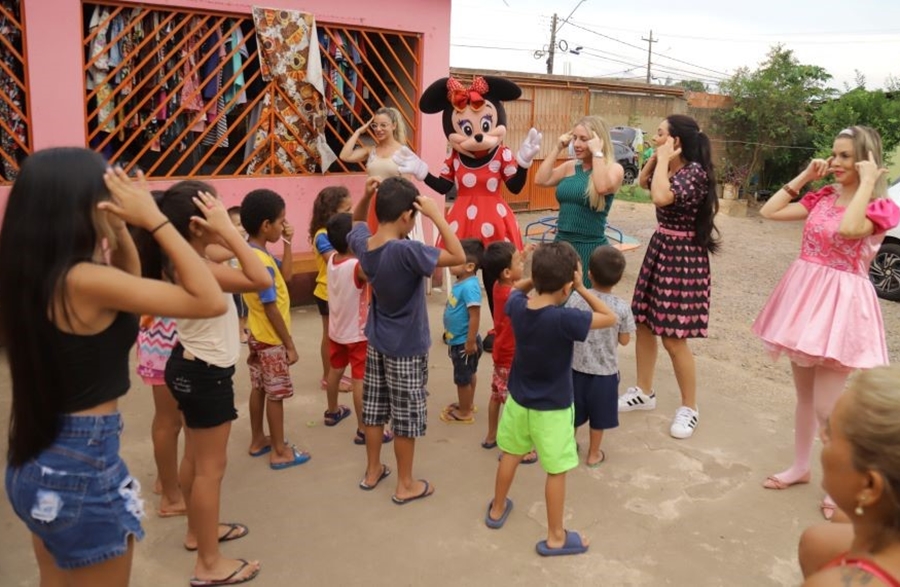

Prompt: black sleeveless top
[{"left": 55, "top": 312, "right": 139, "bottom": 413}]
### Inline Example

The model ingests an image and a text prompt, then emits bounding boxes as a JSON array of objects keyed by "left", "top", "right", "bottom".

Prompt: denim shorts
[{"left": 5, "top": 412, "right": 145, "bottom": 569}]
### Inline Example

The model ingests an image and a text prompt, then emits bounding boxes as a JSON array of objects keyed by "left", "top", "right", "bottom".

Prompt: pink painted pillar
[{"left": 22, "top": 0, "right": 87, "bottom": 149}]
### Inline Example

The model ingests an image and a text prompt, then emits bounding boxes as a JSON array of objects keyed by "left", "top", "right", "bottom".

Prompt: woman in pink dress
[{"left": 752, "top": 126, "right": 900, "bottom": 520}]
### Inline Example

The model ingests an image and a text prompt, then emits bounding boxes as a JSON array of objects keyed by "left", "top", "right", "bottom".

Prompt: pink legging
[{"left": 778, "top": 363, "right": 848, "bottom": 486}]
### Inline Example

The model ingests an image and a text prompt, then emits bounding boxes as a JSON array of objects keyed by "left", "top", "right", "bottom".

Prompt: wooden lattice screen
[
  {"left": 0, "top": 0, "right": 30, "bottom": 183},
  {"left": 82, "top": 3, "right": 420, "bottom": 178}
]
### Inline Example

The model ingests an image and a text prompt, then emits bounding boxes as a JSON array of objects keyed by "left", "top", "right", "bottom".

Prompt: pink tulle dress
[{"left": 752, "top": 186, "right": 900, "bottom": 371}]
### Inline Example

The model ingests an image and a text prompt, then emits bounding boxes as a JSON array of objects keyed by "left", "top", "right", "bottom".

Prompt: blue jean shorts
[{"left": 5, "top": 412, "right": 145, "bottom": 570}]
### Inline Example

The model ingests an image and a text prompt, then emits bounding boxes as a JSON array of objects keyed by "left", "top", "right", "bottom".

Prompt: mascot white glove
[
  {"left": 392, "top": 147, "right": 429, "bottom": 181},
  {"left": 516, "top": 127, "right": 542, "bottom": 168}
]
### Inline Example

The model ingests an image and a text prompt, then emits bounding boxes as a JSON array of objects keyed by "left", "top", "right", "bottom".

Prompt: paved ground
[{"left": 1, "top": 202, "right": 898, "bottom": 587}]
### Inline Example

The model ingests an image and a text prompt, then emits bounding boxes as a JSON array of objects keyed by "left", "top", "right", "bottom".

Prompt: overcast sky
[{"left": 450, "top": 0, "right": 900, "bottom": 92}]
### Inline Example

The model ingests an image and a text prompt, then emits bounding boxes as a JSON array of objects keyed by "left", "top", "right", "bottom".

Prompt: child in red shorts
[
  {"left": 482, "top": 242, "right": 537, "bottom": 464},
  {"left": 323, "top": 213, "right": 394, "bottom": 447}
]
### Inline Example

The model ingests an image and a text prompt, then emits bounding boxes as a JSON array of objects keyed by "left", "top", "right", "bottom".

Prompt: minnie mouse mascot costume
[{"left": 394, "top": 75, "right": 541, "bottom": 348}]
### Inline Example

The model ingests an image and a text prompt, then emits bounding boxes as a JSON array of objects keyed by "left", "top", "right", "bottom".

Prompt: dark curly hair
[{"left": 309, "top": 186, "right": 350, "bottom": 243}]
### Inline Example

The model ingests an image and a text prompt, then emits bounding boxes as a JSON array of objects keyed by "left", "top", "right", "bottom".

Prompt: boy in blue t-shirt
[
  {"left": 347, "top": 177, "right": 465, "bottom": 503},
  {"left": 440, "top": 238, "right": 485, "bottom": 425},
  {"left": 484, "top": 242, "right": 617, "bottom": 557}
]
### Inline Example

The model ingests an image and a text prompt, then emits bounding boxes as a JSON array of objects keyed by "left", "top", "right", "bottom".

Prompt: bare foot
[
  {"left": 158, "top": 494, "right": 187, "bottom": 518},
  {"left": 585, "top": 450, "right": 606, "bottom": 468},
  {"left": 191, "top": 558, "right": 260, "bottom": 585}
]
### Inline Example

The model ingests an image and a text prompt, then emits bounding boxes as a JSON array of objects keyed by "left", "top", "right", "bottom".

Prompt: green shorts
[{"left": 497, "top": 396, "right": 578, "bottom": 474}]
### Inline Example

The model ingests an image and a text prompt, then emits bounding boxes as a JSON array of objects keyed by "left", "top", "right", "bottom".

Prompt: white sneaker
[
  {"left": 670, "top": 406, "right": 699, "bottom": 439},
  {"left": 618, "top": 386, "right": 657, "bottom": 412}
]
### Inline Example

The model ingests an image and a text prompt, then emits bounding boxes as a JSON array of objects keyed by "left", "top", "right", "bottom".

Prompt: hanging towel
[{"left": 249, "top": 7, "right": 332, "bottom": 174}]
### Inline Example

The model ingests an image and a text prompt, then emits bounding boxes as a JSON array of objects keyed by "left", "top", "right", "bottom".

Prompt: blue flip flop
[
  {"left": 248, "top": 445, "right": 271, "bottom": 458},
  {"left": 270, "top": 446, "right": 311, "bottom": 470},
  {"left": 536, "top": 530, "right": 589, "bottom": 557},
  {"left": 484, "top": 498, "right": 513, "bottom": 529},
  {"left": 324, "top": 405, "right": 352, "bottom": 427}
]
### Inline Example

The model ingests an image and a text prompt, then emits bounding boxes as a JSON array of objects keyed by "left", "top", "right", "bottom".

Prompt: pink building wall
[{"left": 4, "top": 0, "right": 452, "bottom": 252}]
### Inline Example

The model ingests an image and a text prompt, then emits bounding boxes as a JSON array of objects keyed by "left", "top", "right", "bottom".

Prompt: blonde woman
[
  {"left": 798, "top": 366, "right": 900, "bottom": 585},
  {"left": 339, "top": 107, "right": 424, "bottom": 243},
  {"left": 339, "top": 107, "right": 407, "bottom": 180},
  {"left": 535, "top": 115, "right": 624, "bottom": 287},
  {"left": 754, "top": 126, "right": 899, "bottom": 519}
]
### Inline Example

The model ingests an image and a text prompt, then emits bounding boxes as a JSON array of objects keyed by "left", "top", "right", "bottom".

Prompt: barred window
[
  {"left": 0, "top": 0, "right": 30, "bottom": 183},
  {"left": 82, "top": 3, "right": 420, "bottom": 178}
]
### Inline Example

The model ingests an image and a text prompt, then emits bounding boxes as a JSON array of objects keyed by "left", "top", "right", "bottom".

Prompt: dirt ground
[{"left": 1, "top": 201, "right": 898, "bottom": 587}]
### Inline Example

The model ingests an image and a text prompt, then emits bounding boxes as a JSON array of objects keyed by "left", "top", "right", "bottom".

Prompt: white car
[{"left": 870, "top": 180, "right": 900, "bottom": 301}]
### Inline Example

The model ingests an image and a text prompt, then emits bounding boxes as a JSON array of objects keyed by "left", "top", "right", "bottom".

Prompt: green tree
[
  {"left": 811, "top": 86, "right": 900, "bottom": 163},
  {"left": 676, "top": 79, "right": 707, "bottom": 93},
  {"left": 713, "top": 46, "right": 833, "bottom": 190}
]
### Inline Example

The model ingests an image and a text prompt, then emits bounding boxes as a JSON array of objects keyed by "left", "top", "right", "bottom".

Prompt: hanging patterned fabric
[
  {"left": 248, "top": 7, "right": 334, "bottom": 174},
  {"left": 86, "top": 5, "right": 116, "bottom": 134},
  {"left": 0, "top": 0, "right": 26, "bottom": 181}
]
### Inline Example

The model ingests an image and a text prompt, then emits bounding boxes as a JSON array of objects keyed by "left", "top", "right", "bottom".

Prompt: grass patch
[{"left": 616, "top": 184, "right": 651, "bottom": 203}]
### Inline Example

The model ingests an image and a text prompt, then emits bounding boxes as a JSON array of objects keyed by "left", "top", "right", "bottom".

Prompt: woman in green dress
[{"left": 535, "top": 115, "right": 625, "bottom": 286}]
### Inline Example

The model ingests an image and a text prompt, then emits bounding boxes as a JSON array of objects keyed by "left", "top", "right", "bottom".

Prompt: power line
[
  {"left": 554, "top": 0, "right": 586, "bottom": 34},
  {"left": 650, "top": 62, "right": 727, "bottom": 82},
  {"left": 451, "top": 43, "right": 537, "bottom": 53},
  {"left": 569, "top": 22, "right": 729, "bottom": 77},
  {"left": 566, "top": 20, "right": 730, "bottom": 77},
  {"left": 561, "top": 19, "right": 900, "bottom": 41}
]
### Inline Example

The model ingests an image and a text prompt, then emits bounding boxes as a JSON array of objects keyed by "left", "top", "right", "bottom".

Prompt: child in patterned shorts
[{"left": 348, "top": 177, "right": 464, "bottom": 503}]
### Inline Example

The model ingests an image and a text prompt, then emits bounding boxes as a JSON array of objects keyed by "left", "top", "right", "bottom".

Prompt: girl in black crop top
[{"left": 0, "top": 149, "right": 225, "bottom": 585}]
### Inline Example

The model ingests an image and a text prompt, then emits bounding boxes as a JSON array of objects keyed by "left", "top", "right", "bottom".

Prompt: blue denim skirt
[{"left": 5, "top": 412, "right": 145, "bottom": 569}]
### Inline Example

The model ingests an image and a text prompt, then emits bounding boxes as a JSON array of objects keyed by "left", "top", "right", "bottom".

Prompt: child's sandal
[{"left": 324, "top": 405, "right": 352, "bottom": 427}]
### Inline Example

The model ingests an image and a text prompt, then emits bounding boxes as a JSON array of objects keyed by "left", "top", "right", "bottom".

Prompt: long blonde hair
[
  {"left": 842, "top": 366, "right": 900, "bottom": 541},
  {"left": 375, "top": 107, "right": 407, "bottom": 145},
  {"left": 838, "top": 125, "right": 888, "bottom": 199},
  {"left": 575, "top": 115, "right": 615, "bottom": 210}
]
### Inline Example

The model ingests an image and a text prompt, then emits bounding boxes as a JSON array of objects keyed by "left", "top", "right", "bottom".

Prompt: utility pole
[
  {"left": 642, "top": 30, "right": 657, "bottom": 84},
  {"left": 546, "top": 13, "right": 558, "bottom": 75}
]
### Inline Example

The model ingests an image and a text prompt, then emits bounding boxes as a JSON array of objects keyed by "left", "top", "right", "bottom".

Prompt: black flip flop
[
  {"left": 359, "top": 465, "right": 392, "bottom": 491},
  {"left": 391, "top": 480, "right": 434, "bottom": 505},
  {"left": 184, "top": 522, "right": 249, "bottom": 552}
]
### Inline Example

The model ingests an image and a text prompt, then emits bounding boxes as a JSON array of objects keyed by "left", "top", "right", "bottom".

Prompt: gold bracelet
[{"left": 783, "top": 184, "right": 800, "bottom": 199}]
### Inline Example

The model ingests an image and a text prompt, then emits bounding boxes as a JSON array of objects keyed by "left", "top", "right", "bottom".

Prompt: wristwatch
[{"left": 593, "top": 151, "right": 604, "bottom": 158}]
